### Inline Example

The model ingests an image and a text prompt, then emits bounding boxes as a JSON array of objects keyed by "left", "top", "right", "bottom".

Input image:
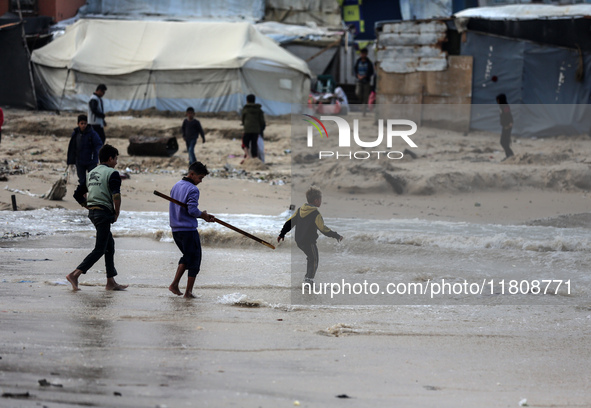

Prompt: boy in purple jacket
[{"left": 168, "top": 161, "right": 215, "bottom": 298}]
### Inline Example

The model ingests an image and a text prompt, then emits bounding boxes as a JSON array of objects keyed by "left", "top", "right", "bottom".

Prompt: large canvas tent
[{"left": 31, "top": 19, "right": 312, "bottom": 115}]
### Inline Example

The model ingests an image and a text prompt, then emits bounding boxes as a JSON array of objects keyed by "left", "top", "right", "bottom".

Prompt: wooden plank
[
  {"left": 376, "top": 67, "right": 424, "bottom": 95},
  {"left": 424, "top": 55, "right": 473, "bottom": 97}
]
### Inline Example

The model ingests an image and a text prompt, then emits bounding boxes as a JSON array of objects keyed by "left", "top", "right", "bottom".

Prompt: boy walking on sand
[
  {"left": 241, "top": 94, "right": 265, "bottom": 159},
  {"left": 67, "top": 144, "right": 127, "bottom": 291},
  {"left": 169, "top": 161, "right": 215, "bottom": 298},
  {"left": 278, "top": 187, "right": 343, "bottom": 284},
  {"left": 67, "top": 114, "right": 103, "bottom": 186},
  {"left": 182, "top": 107, "right": 205, "bottom": 165}
]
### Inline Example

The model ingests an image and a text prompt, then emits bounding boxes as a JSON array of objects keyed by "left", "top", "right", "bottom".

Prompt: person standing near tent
[
  {"left": 181, "top": 107, "right": 205, "bottom": 164},
  {"left": 67, "top": 114, "right": 103, "bottom": 187},
  {"left": 168, "top": 161, "right": 215, "bottom": 298},
  {"left": 496, "top": 93, "right": 514, "bottom": 161},
  {"left": 67, "top": 144, "right": 127, "bottom": 292},
  {"left": 88, "top": 84, "right": 107, "bottom": 144},
  {"left": 241, "top": 94, "right": 265, "bottom": 159},
  {"left": 354, "top": 48, "right": 374, "bottom": 115}
]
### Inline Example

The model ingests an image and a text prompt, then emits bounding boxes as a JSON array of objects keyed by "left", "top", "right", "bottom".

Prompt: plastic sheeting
[
  {"left": 462, "top": 32, "right": 591, "bottom": 137},
  {"left": 400, "top": 0, "right": 452, "bottom": 20},
  {"left": 455, "top": 4, "right": 591, "bottom": 20},
  {"left": 83, "top": 0, "right": 265, "bottom": 21}
]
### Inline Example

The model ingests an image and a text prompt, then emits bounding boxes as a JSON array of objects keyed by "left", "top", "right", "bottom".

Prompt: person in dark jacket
[
  {"left": 496, "top": 93, "right": 514, "bottom": 160},
  {"left": 67, "top": 114, "right": 103, "bottom": 186},
  {"left": 278, "top": 187, "right": 343, "bottom": 285},
  {"left": 181, "top": 107, "right": 205, "bottom": 164},
  {"left": 241, "top": 94, "right": 266, "bottom": 159}
]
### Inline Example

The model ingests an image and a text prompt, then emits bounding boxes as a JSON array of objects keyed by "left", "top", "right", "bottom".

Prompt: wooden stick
[{"left": 153, "top": 190, "right": 275, "bottom": 250}]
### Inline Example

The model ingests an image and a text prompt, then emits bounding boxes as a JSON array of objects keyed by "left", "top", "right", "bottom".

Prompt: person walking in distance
[
  {"left": 496, "top": 93, "right": 514, "bottom": 161},
  {"left": 241, "top": 94, "right": 265, "bottom": 159},
  {"left": 88, "top": 84, "right": 108, "bottom": 144}
]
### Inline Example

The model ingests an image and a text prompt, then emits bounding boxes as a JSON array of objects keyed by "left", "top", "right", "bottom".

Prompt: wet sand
[
  {"left": 1, "top": 109, "right": 591, "bottom": 406},
  {"left": 1, "top": 237, "right": 590, "bottom": 407}
]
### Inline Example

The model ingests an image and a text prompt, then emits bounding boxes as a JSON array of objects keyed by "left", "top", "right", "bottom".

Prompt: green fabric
[{"left": 241, "top": 103, "right": 265, "bottom": 134}]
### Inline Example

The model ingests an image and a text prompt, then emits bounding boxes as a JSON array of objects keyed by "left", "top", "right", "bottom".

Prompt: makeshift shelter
[
  {"left": 31, "top": 19, "right": 312, "bottom": 115},
  {"left": 455, "top": 5, "right": 591, "bottom": 137},
  {"left": 82, "top": 0, "right": 264, "bottom": 21}
]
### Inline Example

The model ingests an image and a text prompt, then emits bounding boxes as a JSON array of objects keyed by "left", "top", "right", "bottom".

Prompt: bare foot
[
  {"left": 106, "top": 282, "right": 128, "bottom": 291},
  {"left": 66, "top": 272, "right": 80, "bottom": 291},
  {"left": 184, "top": 292, "right": 197, "bottom": 299},
  {"left": 169, "top": 284, "right": 182, "bottom": 296}
]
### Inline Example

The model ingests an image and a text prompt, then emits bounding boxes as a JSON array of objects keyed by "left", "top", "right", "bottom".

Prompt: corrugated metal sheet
[{"left": 377, "top": 20, "right": 448, "bottom": 73}]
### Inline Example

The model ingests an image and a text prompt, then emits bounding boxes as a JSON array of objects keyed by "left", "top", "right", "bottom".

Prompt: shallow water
[
  {"left": 1, "top": 215, "right": 590, "bottom": 407},
  {"left": 1, "top": 208, "right": 589, "bottom": 306}
]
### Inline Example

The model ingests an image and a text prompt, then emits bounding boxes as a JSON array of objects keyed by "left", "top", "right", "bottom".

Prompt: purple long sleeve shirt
[{"left": 169, "top": 178, "right": 202, "bottom": 232}]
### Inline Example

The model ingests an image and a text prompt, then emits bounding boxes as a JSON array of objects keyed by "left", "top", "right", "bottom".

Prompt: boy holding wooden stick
[{"left": 168, "top": 161, "right": 215, "bottom": 298}]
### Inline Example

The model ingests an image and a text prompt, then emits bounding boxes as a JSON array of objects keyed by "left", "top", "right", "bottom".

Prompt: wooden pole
[
  {"left": 153, "top": 190, "right": 275, "bottom": 250},
  {"left": 11, "top": 195, "right": 17, "bottom": 211}
]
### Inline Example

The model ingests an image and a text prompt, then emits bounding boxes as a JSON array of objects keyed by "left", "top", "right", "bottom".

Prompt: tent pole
[
  {"left": 59, "top": 69, "right": 71, "bottom": 112},
  {"left": 143, "top": 70, "right": 153, "bottom": 99},
  {"left": 16, "top": 0, "right": 38, "bottom": 109}
]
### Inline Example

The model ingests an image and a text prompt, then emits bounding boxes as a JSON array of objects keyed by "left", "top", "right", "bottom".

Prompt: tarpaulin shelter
[
  {"left": 0, "top": 22, "right": 36, "bottom": 108},
  {"left": 455, "top": 5, "right": 591, "bottom": 137},
  {"left": 31, "top": 19, "right": 312, "bottom": 115},
  {"left": 82, "top": 0, "right": 265, "bottom": 21}
]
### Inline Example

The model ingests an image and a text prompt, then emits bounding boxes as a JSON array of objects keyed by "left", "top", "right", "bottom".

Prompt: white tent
[{"left": 31, "top": 19, "right": 312, "bottom": 115}]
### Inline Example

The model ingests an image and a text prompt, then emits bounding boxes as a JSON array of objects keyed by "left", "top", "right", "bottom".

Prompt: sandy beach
[{"left": 1, "top": 108, "right": 590, "bottom": 407}]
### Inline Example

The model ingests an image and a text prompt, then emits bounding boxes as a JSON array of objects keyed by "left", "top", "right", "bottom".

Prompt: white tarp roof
[
  {"left": 82, "top": 0, "right": 265, "bottom": 21},
  {"left": 32, "top": 19, "right": 311, "bottom": 76},
  {"left": 31, "top": 19, "right": 312, "bottom": 115},
  {"left": 455, "top": 4, "right": 591, "bottom": 20}
]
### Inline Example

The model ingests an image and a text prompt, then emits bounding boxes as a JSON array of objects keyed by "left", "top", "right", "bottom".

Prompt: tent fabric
[
  {"left": 31, "top": 19, "right": 311, "bottom": 115},
  {"left": 455, "top": 4, "right": 591, "bottom": 20},
  {"left": 0, "top": 22, "right": 36, "bottom": 109},
  {"left": 462, "top": 31, "right": 591, "bottom": 137}
]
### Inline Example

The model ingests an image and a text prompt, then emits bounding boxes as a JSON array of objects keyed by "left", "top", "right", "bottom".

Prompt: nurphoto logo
[{"left": 303, "top": 115, "right": 418, "bottom": 160}]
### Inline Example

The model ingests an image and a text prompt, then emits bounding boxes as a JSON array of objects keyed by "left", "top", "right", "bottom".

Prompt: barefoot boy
[
  {"left": 277, "top": 187, "right": 343, "bottom": 284},
  {"left": 168, "top": 161, "right": 215, "bottom": 298},
  {"left": 66, "top": 144, "right": 127, "bottom": 291}
]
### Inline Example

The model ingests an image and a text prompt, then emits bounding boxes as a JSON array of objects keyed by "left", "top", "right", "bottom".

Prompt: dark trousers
[
  {"left": 91, "top": 125, "right": 106, "bottom": 144},
  {"left": 355, "top": 81, "right": 371, "bottom": 104},
  {"left": 77, "top": 209, "right": 117, "bottom": 278},
  {"left": 76, "top": 162, "right": 97, "bottom": 187},
  {"left": 185, "top": 138, "right": 197, "bottom": 164},
  {"left": 173, "top": 230, "right": 202, "bottom": 278},
  {"left": 243, "top": 133, "right": 259, "bottom": 158},
  {"left": 297, "top": 241, "right": 319, "bottom": 280},
  {"left": 500, "top": 127, "right": 514, "bottom": 158}
]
